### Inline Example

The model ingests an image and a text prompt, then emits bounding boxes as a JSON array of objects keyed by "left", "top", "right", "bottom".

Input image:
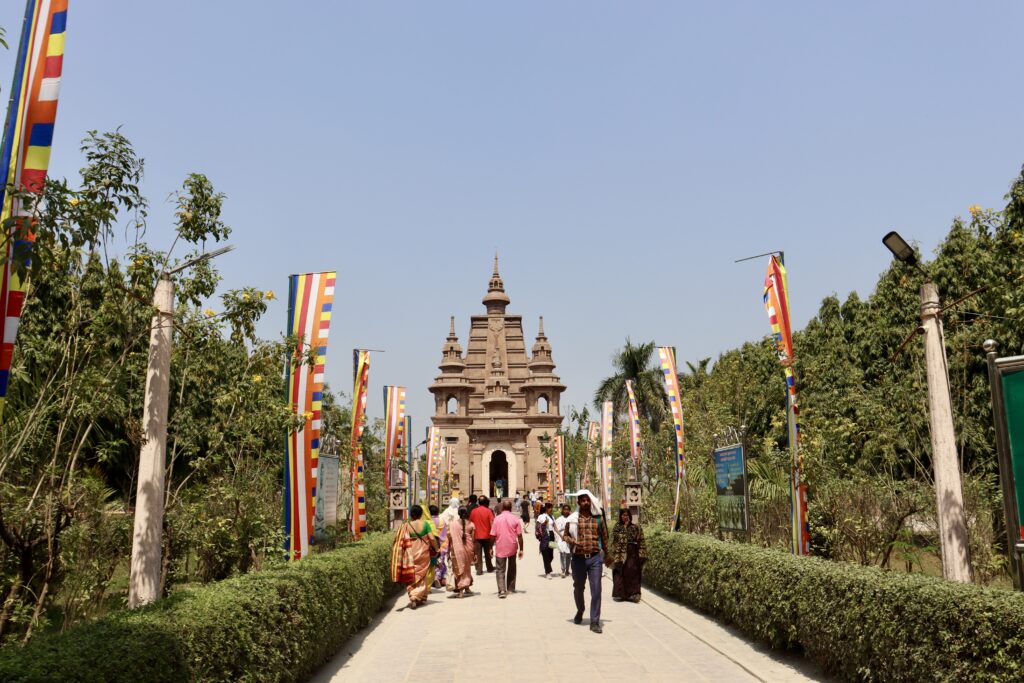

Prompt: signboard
[
  {"left": 713, "top": 445, "right": 748, "bottom": 532},
  {"left": 986, "top": 350, "right": 1024, "bottom": 591},
  {"left": 313, "top": 454, "right": 340, "bottom": 540}
]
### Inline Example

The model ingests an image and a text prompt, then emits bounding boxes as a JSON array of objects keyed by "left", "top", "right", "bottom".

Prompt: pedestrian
[
  {"left": 390, "top": 505, "right": 440, "bottom": 610},
  {"left": 448, "top": 506, "right": 476, "bottom": 598},
  {"left": 520, "top": 494, "right": 531, "bottom": 527},
  {"left": 428, "top": 504, "right": 446, "bottom": 588},
  {"left": 490, "top": 500, "right": 524, "bottom": 598},
  {"left": 467, "top": 494, "right": 478, "bottom": 513},
  {"left": 553, "top": 503, "right": 572, "bottom": 577},
  {"left": 610, "top": 508, "right": 647, "bottom": 603},
  {"left": 535, "top": 502, "right": 556, "bottom": 577},
  {"left": 513, "top": 493, "right": 522, "bottom": 517},
  {"left": 563, "top": 489, "right": 609, "bottom": 633},
  {"left": 469, "top": 495, "right": 495, "bottom": 574},
  {"left": 439, "top": 498, "right": 460, "bottom": 590}
]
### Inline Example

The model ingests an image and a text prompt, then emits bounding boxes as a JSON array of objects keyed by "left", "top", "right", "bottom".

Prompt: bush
[
  {"left": 0, "top": 533, "right": 397, "bottom": 682},
  {"left": 644, "top": 531, "right": 1024, "bottom": 682}
]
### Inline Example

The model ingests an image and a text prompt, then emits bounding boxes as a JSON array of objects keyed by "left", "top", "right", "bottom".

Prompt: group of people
[{"left": 390, "top": 489, "right": 648, "bottom": 634}]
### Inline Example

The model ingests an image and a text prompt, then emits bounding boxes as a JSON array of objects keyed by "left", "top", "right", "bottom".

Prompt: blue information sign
[{"left": 713, "top": 445, "right": 748, "bottom": 532}]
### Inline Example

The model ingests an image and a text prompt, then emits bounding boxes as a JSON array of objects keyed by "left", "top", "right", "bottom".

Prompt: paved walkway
[{"left": 311, "top": 540, "right": 828, "bottom": 683}]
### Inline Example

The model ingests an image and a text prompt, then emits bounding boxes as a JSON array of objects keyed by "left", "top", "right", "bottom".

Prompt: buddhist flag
[
  {"left": 404, "top": 415, "right": 413, "bottom": 492},
  {"left": 600, "top": 401, "right": 614, "bottom": 511},
  {"left": 383, "top": 386, "right": 407, "bottom": 487},
  {"left": 763, "top": 255, "right": 809, "bottom": 556},
  {"left": 0, "top": 0, "right": 69, "bottom": 420},
  {"left": 584, "top": 421, "right": 600, "bottom": 488},
  {"left": 284, "top": 271, "right": 336, "bottom": 560},
  {"left": 350, "top": 350, "right": 371, "bottom": 539},
  {"left": 426, "top": 426, "right": 442, "bottom": 504},
  {"left": 625, "top": 381, "right": 642, "bottom": 468},
  {"left": 658, "top": 346, "right": 686, "bottom": 530},
  {"left": 553, "top": 434, "right": 565, "bottom": 496}
]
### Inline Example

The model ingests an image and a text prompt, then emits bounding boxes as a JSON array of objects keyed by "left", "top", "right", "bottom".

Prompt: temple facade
[{"left": 429, "top": 258, "right": 565, "bottom": 497}]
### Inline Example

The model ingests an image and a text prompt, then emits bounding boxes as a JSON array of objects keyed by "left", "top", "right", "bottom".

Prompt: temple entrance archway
[{"left": 480, "top": 445, "right": 517, "bottom": 499}]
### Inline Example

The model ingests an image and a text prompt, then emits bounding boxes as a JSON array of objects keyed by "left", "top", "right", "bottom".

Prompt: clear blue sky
[{"left": 3, "top": 2, "right": 1023, "bottom": 429}]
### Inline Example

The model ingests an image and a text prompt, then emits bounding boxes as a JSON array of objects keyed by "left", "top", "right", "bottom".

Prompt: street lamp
[
  {"left": 128, "top": 245, "right": 235, "bottom": 608},
  {"left": 882, "top": 232, "right": 971, "bottom": 582}
]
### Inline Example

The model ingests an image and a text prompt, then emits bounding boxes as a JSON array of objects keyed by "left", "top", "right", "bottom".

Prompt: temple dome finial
[{"left": 483, "top": 254, "right": 510, "bottom": 313}]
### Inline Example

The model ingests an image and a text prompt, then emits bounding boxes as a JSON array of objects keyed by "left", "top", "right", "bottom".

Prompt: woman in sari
[
  {"left": 390, "top": 505, "right": 440, "bottom": 609},
  {"left": 609, "top": 508, "right": 647, "bottom": 603},
  {"left": 446, "top": 506, "right": 476, "bottom": 597},
  {"left": 429, "top": 504, "right": 447, "bottom": 588},
  {"left": 438, "top": 498, "right": 460, "bottom": 590}
]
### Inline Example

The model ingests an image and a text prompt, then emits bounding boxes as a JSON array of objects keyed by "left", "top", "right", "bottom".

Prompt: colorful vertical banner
[
  {"left": 584, "top": 421, "right": 600, "bottom": 487},
  {"left": 600, "top": 401, "right": 614, "bottom": 510},
  {"left": 763, "top": 255, "right": 809, "bottom": 556},
  {"left": 383, "top": 386, "right": 407, "bottom": 487},
  {"left": 284, "top": 271, "right": 336, "bottom": 560},
  {"left": 426, "top": 426, "right": 442, "bottom": 505},
  {"left": 0, "top": 0, "right": 69, "bottom": 420},
  {"left": 350, "top": 350, "right": 371, "bottom": 540},
  {"left": 625, "top": 381, "right": 642, "bottom": 468},
  {"left": 554, "top": 434, "right": 565, "bottom": 497},
  {"left": 658, "top": 346, "right": 687, "bottom": 529},
  {"left": 404, "top": 415, "right": 413, "bottom": 492}
]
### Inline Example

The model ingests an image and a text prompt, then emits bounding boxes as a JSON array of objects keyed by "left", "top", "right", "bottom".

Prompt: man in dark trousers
[
  {"left": 469, "top": 495, "right": 495, "bottom": 574},
  {"left": 564, "top": 490, "right": 610, "bottom": 633}
]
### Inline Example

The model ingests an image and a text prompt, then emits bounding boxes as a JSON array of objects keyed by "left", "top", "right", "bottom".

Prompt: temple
[{"left": 429, "top": 256, "right": 565, "bottom": 497}]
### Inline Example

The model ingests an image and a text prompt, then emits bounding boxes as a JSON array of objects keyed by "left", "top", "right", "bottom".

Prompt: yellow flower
[
  {"left": 252, "top": 374, "right": 263, "bottom": 383},
  {"left": 69, "top": 197, "right": 80, "bottom": 207},
  {"left": 264, "top": 290, "right": 276, "bottom": 300},
  {"left": 302, "top": 411, "right": 313, "bottom": 421},
  {"left": 968, "top": 204, "right": 982, "bottom": 217},
  {"left": 204, "top": 309, "right": 216, "bottom": 318}
]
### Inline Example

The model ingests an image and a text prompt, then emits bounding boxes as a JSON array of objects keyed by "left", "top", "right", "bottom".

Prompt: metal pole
[
  {"left": 920, "top": 281, "right": 972, "bottom": 582},
  {"left": 129, "top": 276, "right": 174, "bottom": 607},
  {"left": 984, "top": 340, "right": 1024, "bottom": 590}
]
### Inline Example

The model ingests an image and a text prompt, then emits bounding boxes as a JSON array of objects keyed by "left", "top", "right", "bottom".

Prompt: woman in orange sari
[
  {"left": 390, "top": 505, "right": 439, "bottom": 609},
  {"left": 446, "top": 506, "right": 476, "bottom": 597}
]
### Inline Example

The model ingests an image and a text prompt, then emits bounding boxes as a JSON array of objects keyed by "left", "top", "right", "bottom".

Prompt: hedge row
[
  {"left": 0, "top": 532, "right": 397, "bottom": 683},
  {"left": 643, "top": 532, "right": 1024, "bottom": 682}
]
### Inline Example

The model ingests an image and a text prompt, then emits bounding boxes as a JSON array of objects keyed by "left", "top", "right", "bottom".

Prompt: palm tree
[{"left": 593, "top": 339, "right": 667, "bottom": 430}]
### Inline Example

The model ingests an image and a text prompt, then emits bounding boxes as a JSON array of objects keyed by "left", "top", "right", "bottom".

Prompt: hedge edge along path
[
  {"left": 0, "top": 532, "right": 398, "bottom": 683},
  {"left": 643, "top": 531, "right": 1024, "bottom": 682}
]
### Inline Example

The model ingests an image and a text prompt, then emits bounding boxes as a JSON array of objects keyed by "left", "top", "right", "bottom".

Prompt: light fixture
[{"left": 882, "top": 231, "right": 916, "bottom": 266}]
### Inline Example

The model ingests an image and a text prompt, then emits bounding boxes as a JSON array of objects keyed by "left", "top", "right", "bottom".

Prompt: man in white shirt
[{"left": 552, "top": 503, "right": 572, "bottom": 577}]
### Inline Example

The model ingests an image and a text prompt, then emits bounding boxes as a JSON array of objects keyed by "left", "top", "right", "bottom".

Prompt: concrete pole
[
  {"left": 128, "top": 276, "right": 174, "bottom": 608},
  {"left": 920, "top": 281, "right": 972, "bottom": 582}
]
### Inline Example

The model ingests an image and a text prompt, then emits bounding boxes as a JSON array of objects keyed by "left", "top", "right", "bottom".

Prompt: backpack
[{"left": 534, "top": 516, "right": 547, "bottom": 542}]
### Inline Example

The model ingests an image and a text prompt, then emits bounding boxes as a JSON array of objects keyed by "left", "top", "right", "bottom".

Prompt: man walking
[
  {"left": 469, "top": 495, "right": 495, "bottom": 574},
  {"left": 490, "top": 500, "right": 524, "bottom": 598},
  {"left": 564, "top": 490, "right": 609, "bottom": 633}
]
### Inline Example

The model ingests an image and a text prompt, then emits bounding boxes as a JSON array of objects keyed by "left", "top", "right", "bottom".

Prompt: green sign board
[{"left": 1002, "top": 369, "right": 1024, "bottom": 542}]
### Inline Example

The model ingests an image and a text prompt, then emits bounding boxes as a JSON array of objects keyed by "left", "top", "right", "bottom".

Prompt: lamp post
[
  {"left": 128, "top": 245, "right": 234, "bottom": 608},
  {"left": 882, "top": 231, "right": 971, "bottom": 582}
]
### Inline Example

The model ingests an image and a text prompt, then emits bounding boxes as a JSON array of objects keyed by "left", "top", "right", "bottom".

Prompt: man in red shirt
[{"left": 469, "top": 495, "right": 495, "bottom": 574}]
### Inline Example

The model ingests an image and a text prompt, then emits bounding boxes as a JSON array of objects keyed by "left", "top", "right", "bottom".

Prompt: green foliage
[
  {"left": 0, "top": 533, "right": 397, "bottom": 683},
  {"left": 644, "top": 531, "right": 1024, "bottom": 682}
]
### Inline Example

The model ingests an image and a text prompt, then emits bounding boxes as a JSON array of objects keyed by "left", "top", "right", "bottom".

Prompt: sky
[{"left": 3, "top": 2, "right": 1023, "bottom": 429}]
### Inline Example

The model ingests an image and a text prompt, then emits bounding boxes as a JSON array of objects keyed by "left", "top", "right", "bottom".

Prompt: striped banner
[
  {"left": 350, "top": 350, "right": 370, "bottom": 539},
  {"left": 0, "top": 0, "right": 68, "bottom": 420},
  {"left": 584, "top": 421, "right": 599, "bottom": 488},
  {"left": 404, "top": 415, "right": 413, "bottom": 493},
  {"left": 658, "top": 346, "right": 686, "bottom": 530},
  {"left": 383, "top": 386, "right": 407, "bottom": 487},
  {"left": 426, "top": 426, "right": 442, "bottom": 506},
  {"left": 284, "top": 272, "right": 336, "bottom": 560},
  {"left": 600, "top": 401, "right": 614, "bottom": 510},
  {"left": 764, "top": 255, "right": 809, "bottom": 555},
  {"left": 625, "top": 381, "right": 642, "bottom": 468},
  {"left": 553, "top": 434, "right": 565, "bottom": 497}
]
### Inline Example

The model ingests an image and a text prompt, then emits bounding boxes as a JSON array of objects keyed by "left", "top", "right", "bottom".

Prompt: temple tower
[{"left": 429, "top": 257, "right": 565, "bottom": 497}]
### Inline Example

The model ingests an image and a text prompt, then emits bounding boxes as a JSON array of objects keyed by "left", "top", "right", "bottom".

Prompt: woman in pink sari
[{"left": 446, "top": 506, "right": 476, "bottom": 597}]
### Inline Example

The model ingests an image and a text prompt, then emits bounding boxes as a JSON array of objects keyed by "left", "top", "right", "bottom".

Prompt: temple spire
[{"left": 482, "top": 254, "right": 510, "bottom": 314}]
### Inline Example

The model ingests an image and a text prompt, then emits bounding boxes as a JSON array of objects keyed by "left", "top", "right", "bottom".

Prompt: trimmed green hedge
[
  {"left": 0, "top": 532, "right": 397, "bottom": 682},
  {"left": 644, "top": 532, "right": 1024, "bottom": 682}
]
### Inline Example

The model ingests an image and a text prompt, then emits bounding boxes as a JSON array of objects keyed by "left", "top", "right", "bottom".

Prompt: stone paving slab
[{"left": 310, "top": 544, "right": 829, "bottom": 683}]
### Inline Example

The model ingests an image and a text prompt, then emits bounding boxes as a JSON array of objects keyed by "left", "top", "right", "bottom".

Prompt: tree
[{"left": 593, "top": 339, "right": 667, "bottom": 430}]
